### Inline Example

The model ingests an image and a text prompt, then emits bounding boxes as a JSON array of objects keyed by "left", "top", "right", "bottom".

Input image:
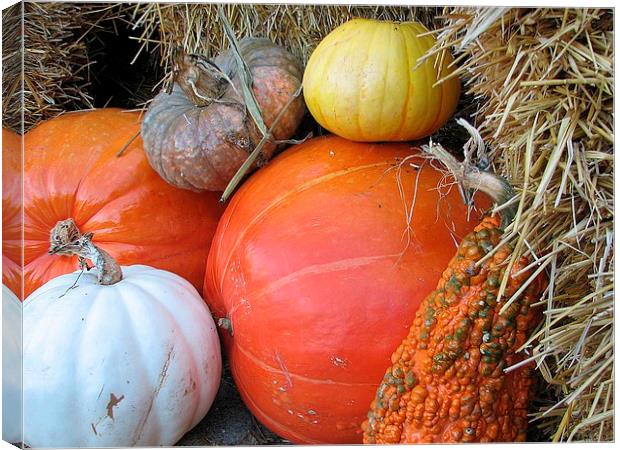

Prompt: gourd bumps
[{"left": 363, "top": 216, "right": 545, "bottom": 443}]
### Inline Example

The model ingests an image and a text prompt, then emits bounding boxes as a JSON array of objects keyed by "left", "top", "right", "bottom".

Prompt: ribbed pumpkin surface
[
  {"left": 2, "top": 109, "right": 223, "bottom": 299},
  {"left": 2, "top": 129, "right": 22, "bottom": 296},
  {"left": 303, "top": 19, "right": 460, "bottom": 142},
  {"left": 23, "top": 265, "right": 222, "bottom": 447}
]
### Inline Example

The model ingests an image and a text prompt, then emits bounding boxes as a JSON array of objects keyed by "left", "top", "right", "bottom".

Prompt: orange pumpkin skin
[
  {"left": 204, "top": 135, "right": 490, "bottom": 444},
  {"left": 3, "top": 109, "right": 223, "bottom": 299},
  {"left": 2, "top": 129, "right": 22, "bottom": 296}
]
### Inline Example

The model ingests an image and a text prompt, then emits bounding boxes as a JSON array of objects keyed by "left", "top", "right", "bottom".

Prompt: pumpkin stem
[
  {"left": 48, "top": 219, "right": 123, "bottom": 285},
  {"left": 173, "top": 50, "right": 236, "bottom": 108},
  {"left": 422, "top": 141, "right": 516, "bottom": 228}
]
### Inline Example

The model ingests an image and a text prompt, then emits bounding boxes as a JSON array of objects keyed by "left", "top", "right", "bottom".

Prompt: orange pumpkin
[
  {"left": 2, "top": 129, "right": 22, "bottom": 296},
  {"left": 3, "top": 109, "right": 223, "bottom": 299},
  {"left": 204, "top": 135, "right": 490, "bottom": 443}
]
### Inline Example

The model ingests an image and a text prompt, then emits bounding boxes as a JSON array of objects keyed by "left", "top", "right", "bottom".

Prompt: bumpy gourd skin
[{"left": 362, "top": 216, "right": 545, "bottom": 444}]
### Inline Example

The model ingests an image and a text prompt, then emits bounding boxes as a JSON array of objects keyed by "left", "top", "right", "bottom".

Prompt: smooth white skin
[
  {"left": 23, "top": 265, "right": 222, "bottom": 447},
  {"left": 2, "top": 284, "right": 22, "bottom": 444}
]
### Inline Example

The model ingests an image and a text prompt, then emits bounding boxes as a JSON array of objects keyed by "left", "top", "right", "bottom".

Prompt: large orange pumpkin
[
  {"left": 2, "top": 109, "right": 223, "bottom": 299},
  {"left": 204, "top": 135, "right": 490, "bottom": 443}
]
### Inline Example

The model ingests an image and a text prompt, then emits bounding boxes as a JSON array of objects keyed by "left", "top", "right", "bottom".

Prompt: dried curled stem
[
  {"left": 49, "top": 219, "right": 122, "bottom": 285},
  {"left": 422, "top": 121, "right": 516, "bottom": 228}
]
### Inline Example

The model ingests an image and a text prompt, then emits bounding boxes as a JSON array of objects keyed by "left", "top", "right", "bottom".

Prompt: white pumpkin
[
  {"left": 23, "top": 265, "right": 222, "bottom": 447},
  {"left": 2, "top": 284, "right": 22, "bottom": 444}
]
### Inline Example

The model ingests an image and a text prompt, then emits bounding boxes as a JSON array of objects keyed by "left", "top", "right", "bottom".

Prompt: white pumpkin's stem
[
  {"left": 49, "top": 219, "right": 123, "bottom": 285},
  {"left": 422, "top": 141, "right": 516, "bottom": 228}
]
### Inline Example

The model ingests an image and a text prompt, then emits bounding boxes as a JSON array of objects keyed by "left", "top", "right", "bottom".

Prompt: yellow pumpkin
[{"left": 302, "top": 19, "right": 460, "bottom": 142}]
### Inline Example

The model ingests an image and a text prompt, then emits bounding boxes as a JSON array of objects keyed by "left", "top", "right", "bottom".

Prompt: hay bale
[
  {"left": 1, "top": 2, "right": 122, "bottom": 132},
  {"left": 425, "top": 7, "right": 613, "bottom": 441},
  {"left": 2, "top": 3, "right": 22, "bottom": 131},
  {"left": 128, "top": 4, "right": 442, "bottom": 93}
]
